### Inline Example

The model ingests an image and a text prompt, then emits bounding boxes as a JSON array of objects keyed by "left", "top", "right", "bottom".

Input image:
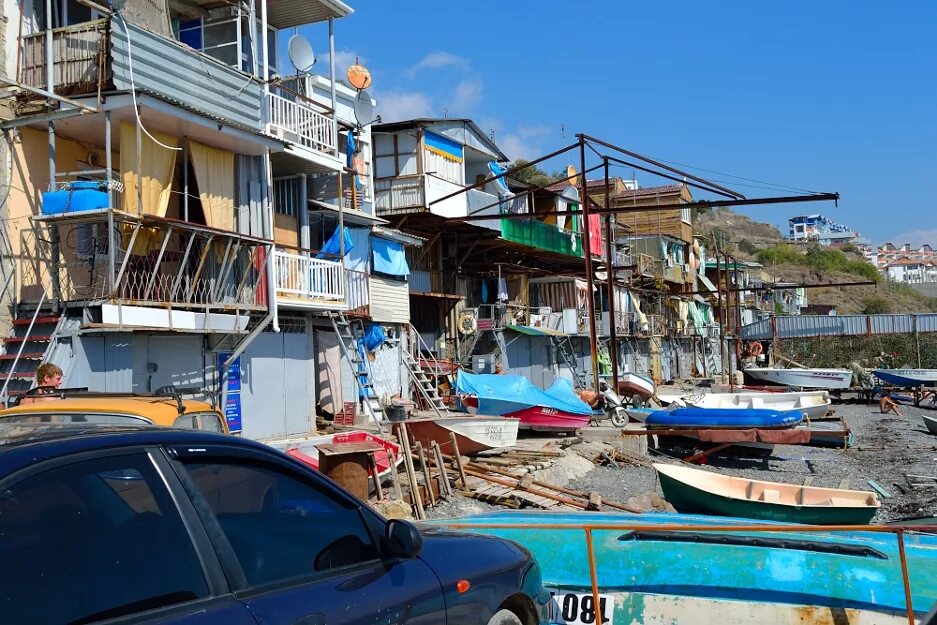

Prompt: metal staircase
[
  {"left": 403, "top": 325, "right": 449, "bottom": 417},
  {"left": 553, "top": 335, "right": 587, "bottom": 388},
  {"left": 328, "top": 311, "right": 386, "bottom": 434},
  {"left": 0, "top": 303, "right": 64, "bottom": 402}
]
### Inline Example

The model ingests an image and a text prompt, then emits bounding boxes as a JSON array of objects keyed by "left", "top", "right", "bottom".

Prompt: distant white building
[
  {"left": 884, "top": 257, "right": 937, "bottom": 284},
  {"left": 788, "top": 214, "right": 859, "bottom": 246}
]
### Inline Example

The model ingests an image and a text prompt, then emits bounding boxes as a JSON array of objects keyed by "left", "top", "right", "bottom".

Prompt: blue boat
[
  {"left": 645, "top": 406, "right": 803, "bottom": 429},
  {"left": 430, "top": 511, "right": 937, "bottom": 624},
  {"left": 874, "top": 369, "right": 937, "bottom": 388}
]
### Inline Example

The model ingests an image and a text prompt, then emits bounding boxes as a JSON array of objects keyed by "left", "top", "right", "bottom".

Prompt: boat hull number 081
[{"left": 548, "top": 591, "right": 614, "bottom": 625}]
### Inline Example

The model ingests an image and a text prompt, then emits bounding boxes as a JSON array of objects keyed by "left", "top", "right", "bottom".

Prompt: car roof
[
  {"left": 0, "top": 397, "right": 219, "bottom": 425},
  {"left": 0, "top": 426, "right": 269, "bottom": 476}
]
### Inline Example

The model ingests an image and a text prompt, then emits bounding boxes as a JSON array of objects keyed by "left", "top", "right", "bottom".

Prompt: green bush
[
  {"left": 756, "top": 243, "right": 881, "bottom": 282},
  {"left": 862, "top": 296, "right": 891, "bottom": 314},
  {"left": 738, "top": 239, "right": 757, "bottom": 255}
]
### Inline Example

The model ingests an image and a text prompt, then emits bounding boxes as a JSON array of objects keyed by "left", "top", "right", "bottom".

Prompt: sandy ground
[{"left": 425, "top": 396, "right": 937, "bottom": 524}]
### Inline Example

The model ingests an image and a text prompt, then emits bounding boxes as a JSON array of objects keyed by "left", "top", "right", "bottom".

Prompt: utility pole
[{"left": 578, "top": 136, "right": 600, "bottom": 391}]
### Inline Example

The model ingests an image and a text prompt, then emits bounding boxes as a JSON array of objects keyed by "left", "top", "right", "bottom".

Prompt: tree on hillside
[
  {"left": 862, "top": 296, "right": 892, "bottom": 314},
  {"left": 508, "top": 160, "right": 562, "bottom": 188}
]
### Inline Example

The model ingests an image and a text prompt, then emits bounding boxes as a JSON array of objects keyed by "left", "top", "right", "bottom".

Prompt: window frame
[
  {"left": 0, "top": 445, "right": 232, "bottom": 621},
  {"left": 164, "top": 443, "right": 389, "bottom": 595}
]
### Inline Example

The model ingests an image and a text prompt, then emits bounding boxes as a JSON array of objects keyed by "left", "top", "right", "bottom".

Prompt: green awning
[{"left": 504, "top": 324, "right": 568, "bottom": 337}]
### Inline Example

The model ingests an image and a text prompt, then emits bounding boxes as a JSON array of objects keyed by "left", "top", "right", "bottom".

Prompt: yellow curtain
[
  {"left": 119, "top": 122, "right": 178, "bottom": 216},
  {"left": 188, "top": 140, "right": 235, "bottom": 231}
]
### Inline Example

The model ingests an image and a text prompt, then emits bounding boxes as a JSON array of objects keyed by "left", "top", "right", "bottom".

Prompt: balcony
[
  {"left": 17, "top": 18, "right": 340, "bottom": 168},
  {"left": 500, "top": 218, "right": 583, "bottom": 258},
  {"left": 273, "top": 249, "right": 346, "bottom": 311},
  {"left": 19, "top": 209, "right": 267, "bottom": 331}
]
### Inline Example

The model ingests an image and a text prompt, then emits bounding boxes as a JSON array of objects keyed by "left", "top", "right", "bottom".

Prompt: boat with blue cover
[
  {"left": 645, "top": 406, "right": 803, "bottom": 429},
  {"left": 431, "top": 510, "right": 937, "bottom": 624}
]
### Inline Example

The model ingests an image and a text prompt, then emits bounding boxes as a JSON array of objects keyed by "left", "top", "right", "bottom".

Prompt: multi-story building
[
  {"left": 0, "top": 0, "right": 419, "bottom": 438},
  {"left": 788, "top": 214, "right": 859, "bottom": 246},
  {"left": 883, "top": 258, "right": 937, "bottom": 284}
]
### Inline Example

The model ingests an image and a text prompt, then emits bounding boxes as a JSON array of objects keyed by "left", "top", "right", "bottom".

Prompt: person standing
[{"left": 20, "top": 363, "right": 63, "bottom": 404}]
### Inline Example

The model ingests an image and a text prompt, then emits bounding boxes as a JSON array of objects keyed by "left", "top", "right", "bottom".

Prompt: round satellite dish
[
  {"left": 595, "top": 270, "right": 608, "bottom": 281},
  {"left": 287, "top": 34, "right": 316, "bottom": 73},
  {"left": 353, "top": 89, "right": 375, "bottom": 127}
]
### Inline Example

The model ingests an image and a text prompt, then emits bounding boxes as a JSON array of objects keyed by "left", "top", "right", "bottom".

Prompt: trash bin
[{"left": 386, "top": 405, "right": 407, "bottom": 422}]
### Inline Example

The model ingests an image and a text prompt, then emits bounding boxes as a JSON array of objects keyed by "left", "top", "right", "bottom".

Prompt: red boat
[
  {"left": 283, "top": 430, "right": 400, "bottom": 478},
  {"left": 504, "top": 406, "right": 592, "bottom": 433}
]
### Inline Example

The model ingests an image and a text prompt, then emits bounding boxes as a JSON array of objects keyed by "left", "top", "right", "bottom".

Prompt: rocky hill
[{"left": 694, "top": 208, "right": 937, "bottom": 314}]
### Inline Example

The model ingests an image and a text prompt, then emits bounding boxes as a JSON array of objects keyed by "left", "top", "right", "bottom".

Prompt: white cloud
[
  {"left": 497, "top": 126, "right": 553, "bottom": 161},
  {"left": 445, "top": 79, "right": 483, "bottom": 115},
  {"left": 374, "top": 90, "right": 435, "bottom": 122},
  {"left": 406, "top": 51, "right": 469, "bottom": 77},
  {"left": 887, "top": 228, "right": 937, "bottom": 247}
]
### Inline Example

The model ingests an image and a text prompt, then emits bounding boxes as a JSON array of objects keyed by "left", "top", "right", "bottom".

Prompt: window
[
  {"left": 374, "top": 133, "right": 418, "bottom": 179},
  {"left": 173, "top": 412, "right": 225, "bottom": 432},
  {"left": 182, "top": 461, "right": 379, "bottom": 587},
  {"left": 176, "top": 12, "right": 277, "bottom": 76},
  {"left": 0, "top": 454, "right": 209, "bottom": 624},
  {"left": 681, "top": 207, "right": 691, "bottom": 225}
]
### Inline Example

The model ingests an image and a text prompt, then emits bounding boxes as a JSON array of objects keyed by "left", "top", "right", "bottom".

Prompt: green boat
[{"left": 655, "top": 463, "right": 880, "bottom": 524}]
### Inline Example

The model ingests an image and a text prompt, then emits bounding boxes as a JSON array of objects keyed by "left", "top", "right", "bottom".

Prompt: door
[
  {"left": 0, "top": 449, "right": 255, "bottom": 625},
  {"left": 169, "top": 445, "right": 446, "bottom": 625}
]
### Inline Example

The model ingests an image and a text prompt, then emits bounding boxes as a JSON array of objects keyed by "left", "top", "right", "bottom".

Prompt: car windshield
[{"left": 0, "top": 413, "right": 152, "bottom": 426}]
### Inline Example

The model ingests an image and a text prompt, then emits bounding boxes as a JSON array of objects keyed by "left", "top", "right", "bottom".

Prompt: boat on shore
[
  {"left": 616, "top": 371, "right": 655, "bottom": 398},
  {"left": 433, "top": 511, "right": 937, "bottom": 624},
  {"left": 405, "top": 415, "right": 519, "bottom": 454},
  {"left": 686, "top": 390, "right": 831, "bottom": 420},
  {"left": 455, "top": 371, "right": 593, "bottom": 432},
  {"left": 654, "top": 463, "right": 879, "bottom": 524},
  {"left": 743, "top": 367, "right": 853, "bottom": 389},
  {"left": 264, "top": 430, "right": 401, "bottom": 478},
  {"left": 874, "top": 369, "right": 937, "bottom": 388},
  {"left": 924, "top": 415, "right": 937, "bottom": 435},
  {"left": 645, "top": 406, "right": 803, "bottom": 429}
]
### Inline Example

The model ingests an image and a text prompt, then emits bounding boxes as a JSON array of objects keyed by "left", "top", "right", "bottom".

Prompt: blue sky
[{"left": 298, "top": 1, "right": 936, "bottom": 246}]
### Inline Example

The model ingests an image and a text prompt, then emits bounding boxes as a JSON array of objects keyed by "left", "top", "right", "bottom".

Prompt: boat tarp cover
[
  {"left": 646, "top": 407, "right": 803, "bottom": 428},
  {"left": 455, "top": 371, "right": 592, "bottom": 416}
]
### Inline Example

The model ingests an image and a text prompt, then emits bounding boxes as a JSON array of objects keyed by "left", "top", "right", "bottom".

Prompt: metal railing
[
  {"left": 273, "top": 249, "right": 345, "bottom": 303},
  {"left": 267, "top": 90, "right": 337, "bottom": 156},
  {"left": 18, "top": 213, "right": 268, "bottom": 312}
]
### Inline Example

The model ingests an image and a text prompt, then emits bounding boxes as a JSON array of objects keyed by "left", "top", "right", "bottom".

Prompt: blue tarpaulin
[
  {"left": 371, "top": 237, "right": 409, "bottom": 277},
  {"left": 317, "top": 226, "right": 354, "bottom": 258},
  {"left": 455, "top": 371, "right": 592, "bottom": 417}
]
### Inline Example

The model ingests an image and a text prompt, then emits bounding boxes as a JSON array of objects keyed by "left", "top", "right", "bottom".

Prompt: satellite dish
[
  {"left": 353, "top": 89, "right": 375, "bottom": 127},
  {"left": 287, "top": 35, "right": 316, "bottom": 73}
]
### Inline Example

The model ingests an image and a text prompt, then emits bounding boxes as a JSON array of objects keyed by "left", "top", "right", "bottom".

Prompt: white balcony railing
[
  {"left": 274, "top": 249, "right": 345, "bottom": 304},
  {"left": 267, "top": 92, "right": 337, "bottom": 156}
]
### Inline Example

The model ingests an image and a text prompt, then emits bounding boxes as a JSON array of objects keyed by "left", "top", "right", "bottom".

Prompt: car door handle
[{"left": 293, "top": 614, "right": 327, "bottom": 625}]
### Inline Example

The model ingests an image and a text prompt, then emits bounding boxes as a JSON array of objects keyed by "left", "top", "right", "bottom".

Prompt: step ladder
[
  {"left": 328, "top": 311, "right": 386, "bottom": 434},
  {"left": 403, "top": 325, "right": 449, "bottom": 417},
  {"left": 0, "top": 307, "right": 62, "bottom": 402},
  {"left": 553, "top": 335, "right": 587, "bottom": 389}
]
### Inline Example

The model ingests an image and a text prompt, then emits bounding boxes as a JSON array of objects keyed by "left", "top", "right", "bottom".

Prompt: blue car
[{"left": 0, "top": 425, "right": 548, "bottom": 625}]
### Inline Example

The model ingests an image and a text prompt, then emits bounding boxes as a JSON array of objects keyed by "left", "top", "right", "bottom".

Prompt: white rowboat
[
  {"left": 744, "top": 368, "right": 853, "bottom": 390},
  {"left": 406, "top": 415, "right": 519, "bottom": 454},
  {"left": 685, "top": 390, "right": 831, "bottom": 420}
]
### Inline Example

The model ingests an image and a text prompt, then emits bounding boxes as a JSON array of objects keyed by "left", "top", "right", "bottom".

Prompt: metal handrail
[
  {"left": 0, "top": 288, "right": 48, "bottom": 402},
  {"left": 439, "top": 520, "right": 922, "bottom": 625},
  {"left": 408, "top": 323, "right": 443, "bottom": 378}
]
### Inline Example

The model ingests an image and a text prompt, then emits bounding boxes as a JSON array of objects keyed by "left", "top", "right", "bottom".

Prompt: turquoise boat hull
[{"left": 428, "top": 511, "right": 937, "bottom": 619}]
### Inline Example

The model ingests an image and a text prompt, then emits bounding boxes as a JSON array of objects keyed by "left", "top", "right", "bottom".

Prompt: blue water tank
[{"left": 41, "top": 182, "right": 109, "bottom": 215}]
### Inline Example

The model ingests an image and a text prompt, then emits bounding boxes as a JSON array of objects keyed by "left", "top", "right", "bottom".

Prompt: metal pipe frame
[
  {"left": 142, "top": 226, "right": 173, "bottom": 300},
  {"left": 113, "top": 222, "right": 141, "bottom": 296},
  {"left": 578, "top": 139, "right": 600, "bottom": 391},
  {"left": 186, "top": 235, "right": 215, "bottom": 303},
  {"left": 210, "top": 239, "right": 235, "bottom": 302},
  {"left": 169, "top": 231, "right": 198, "bottom": 301},
  {"left": 603, "top": 159, "right": 619, "bottom": 392},
  {"left": 214, "top": 241, "right": 242, "bottom": 303},
  {"left": 679, "top": 279, "right": 877, "bottom": 296}
]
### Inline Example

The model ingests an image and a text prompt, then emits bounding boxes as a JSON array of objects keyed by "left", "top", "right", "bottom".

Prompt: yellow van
[{"left": 0, "top": 393, "right": 228, "bottom": 433}]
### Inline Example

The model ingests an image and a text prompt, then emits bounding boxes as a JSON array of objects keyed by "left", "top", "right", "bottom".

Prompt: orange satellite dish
[{"left": 566, "top": 165, "right": 578, "bottom": 188}]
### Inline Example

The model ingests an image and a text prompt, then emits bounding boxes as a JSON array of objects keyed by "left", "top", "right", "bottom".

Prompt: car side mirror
[{"left": 385, "top": 519, "right": 423, "bottom": 558}]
